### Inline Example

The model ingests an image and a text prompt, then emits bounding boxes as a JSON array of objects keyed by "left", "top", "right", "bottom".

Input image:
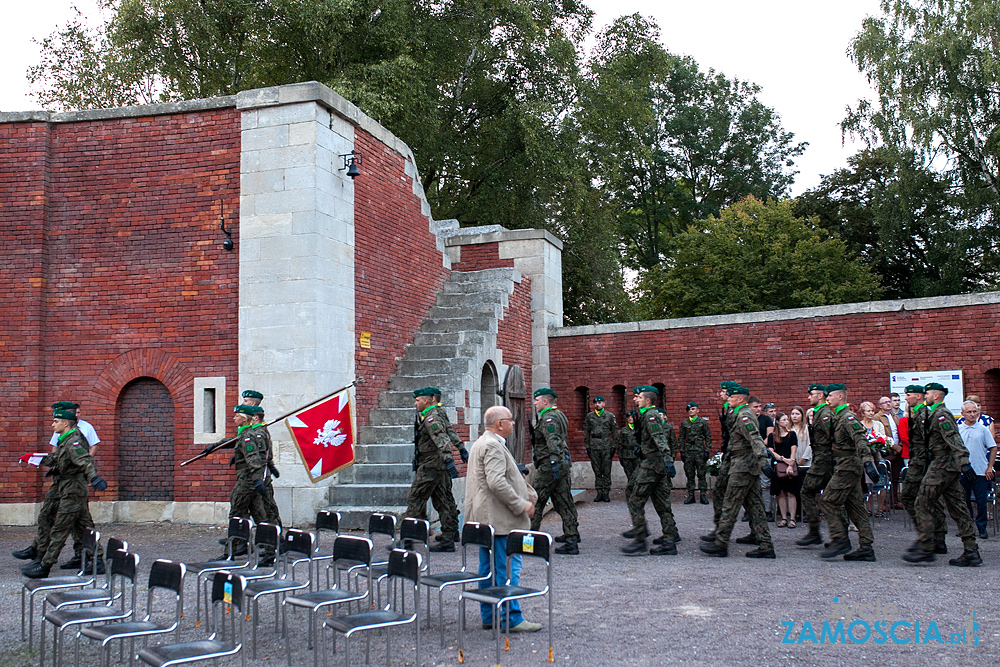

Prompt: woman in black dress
[{"left": 767, "top": 412, "right": 799, "bottom": 528}]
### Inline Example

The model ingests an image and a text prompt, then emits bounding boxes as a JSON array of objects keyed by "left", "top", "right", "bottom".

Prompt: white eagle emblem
[{"left": 314, "top": 419, "right": 348, "bottom": 448}]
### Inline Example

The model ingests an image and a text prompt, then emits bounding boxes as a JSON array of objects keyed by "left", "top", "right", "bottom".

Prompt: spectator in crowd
[
  {"left": 767, "top": 412, "right": 799, "bottom": 528},
  {"left": 957, "top": 400, "right": 997, "bottom": 540},
  {"left": 965, "top": 395, "right": 995, "bottom": 439},
  {"left": 876, "top": 396, "right": 903, "bottom": 509},
  {"left": 890, "top": 392, "right": 904, "bottom": 420},
  {"left": 859, "top": 401, "right": 888, "bottom": 515},
  {"left": 790, "top": 405, "right": 812, "bottom": 522}
]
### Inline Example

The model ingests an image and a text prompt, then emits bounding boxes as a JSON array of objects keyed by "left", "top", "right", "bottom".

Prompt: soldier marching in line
[
  {"left": 583, "top": 396, "right": 617, "bottom": 502},
  {"left": 529, "top": 388, "right": 581, "bottom": 555}
]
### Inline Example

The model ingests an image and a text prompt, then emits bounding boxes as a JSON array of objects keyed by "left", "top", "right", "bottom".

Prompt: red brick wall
[
  {"left": 450, "top": 242, "right": 513, "bottom": 271},
  {"left": 353, "top": 129, "right": 450, "bottom": 427},
  {"left": 551, "top": 305, "right": 1000, "bottom": 462},
  {"left": 117, "top": 378, "right": 175, "bottom": 500},
  {"left": 497, "top": 278, "right": 533, "bottom": 463},
  {"left": 0, "top": 109, "right": 241, "bottom": 503}
]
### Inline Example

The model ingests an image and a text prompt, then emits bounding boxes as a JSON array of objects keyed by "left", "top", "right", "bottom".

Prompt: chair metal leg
[{"left": 252, "top": 598, "right": 259, "bottom": 659}]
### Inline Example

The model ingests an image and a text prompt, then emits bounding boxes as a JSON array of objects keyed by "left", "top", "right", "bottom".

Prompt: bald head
[{"left": 484, "top": 406, "right": 512, "bottom": 427}]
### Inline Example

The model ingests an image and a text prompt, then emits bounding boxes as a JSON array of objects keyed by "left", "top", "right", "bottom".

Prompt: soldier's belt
[{"left": 235, "top": 463, "right": 248, "bottom": 471}]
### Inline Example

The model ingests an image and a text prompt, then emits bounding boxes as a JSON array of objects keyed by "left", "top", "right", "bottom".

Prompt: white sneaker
[{"left": 509, "top": 620, "right": 542, "bottom": 633}]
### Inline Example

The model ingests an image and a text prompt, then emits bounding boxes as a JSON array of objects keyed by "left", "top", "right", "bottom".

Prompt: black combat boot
[
  {"left": 12, "top": 546, "right": 37, "bottom": 560},
  {"left": 934, "top": 541, "right": 948, "bottom": 554},
  {"left": 820, "top": 538, "right": 852, "bottom": 559},
  {"left": 429, "top": 540, "right": 455, "bottom": 552},
  {"left": 621, "top": 529, "right": 636, "bottom": 539},
  {"left": 735, "top": 534, "right": 758, "bottom": 545},
  {"left": 796, "top": 529, "right": 823, "bottom": 547},
  {"left": 745, "top": 547, "right": 776, "bottom": 559},
  {"left": 700, "top": 492, "right": 710, "bottom": 505},
  {"left": 60, "top": 554, "right": 83, "bottom": 570},
  {"left": 650, "top": 540, "right": 677, "bottom": 556},
  {"left": 948, "top": 549, "right": 982, "bottom": 567},
  {"left": 902, "top": 548, "right": 935, "bottom": 564},
  {"left": 700, "top": 530, "right": 717, "bottom": 543},
  {"left": 699, "top": 542, "right": 728, "bottom": 557},
  {"left": 844, "top": 545, "right": 876, "bottom": 562},
  {"left": 555, "top": 534, "right": 581, "bottom": 543},
  {"left": 554, "top": 541, "right": 579, "bottom": 555},
  {"left": 683, "top": 492, "right": 696, "bottom": 505},
  {"left": 621, "top": 540, "right": 647, "bottom": 555},
  {"left": 21, "top": 562, "right": 51, "bottom": 579}
]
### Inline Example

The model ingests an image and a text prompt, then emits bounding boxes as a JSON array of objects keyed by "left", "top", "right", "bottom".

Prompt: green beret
[
  {"left": 593, "top": 396, "right": 605, "bottom": 402},
  {"left": 905, "top": 384, "right": 925, "bottom": 394},
  {"left": 51, "top": 401, "right": 79, "bottom": 410},
  {"left": 233, "top": 404, "right": 256, "bottom": 415},
  {"left": 412, "top": 387, "right": 439, "bottom": 398},
  {"left": 53, "top": 409, "right": 77, "bottom": 420},
  {"left": 533, "top": 387, "right": 557, "bottom": 399},
  {"left": 686, "top": 402, "right": 698, "bottom": 409},
  {"left": 825, "top": 383, "right": 847, "bottom": 393},
  {"left": 924, "top": 382, "right": 947, "bottom": 394},
  {"left": 632, "top": 385, "right": 658, "bottom": 395},
  {"left": 242, "top": 390, "right": 264, "bottom": 400},
  {"left": 720, "top": 381, "right": 738, "bottom": 390},
  {"left": 726, "top": 385, "right": 750, "bottom": 396},
  {"left": 249, "top": 405, "right": 265, "bottom": 415},
  {"left": 807, "top": 384, "right": 827, "bottom": 393}
]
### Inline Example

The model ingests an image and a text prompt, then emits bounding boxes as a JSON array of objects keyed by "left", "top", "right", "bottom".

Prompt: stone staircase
[{"left": 327, "top": 267, "right": 521, "bottom": 528}]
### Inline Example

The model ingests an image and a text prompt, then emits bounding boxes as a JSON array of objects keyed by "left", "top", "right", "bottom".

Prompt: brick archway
[{"left": 117, "top": 378, "right": 175, "bottom": 500}]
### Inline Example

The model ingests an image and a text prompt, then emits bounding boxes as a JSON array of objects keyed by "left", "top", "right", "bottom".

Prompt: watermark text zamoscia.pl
[{"left": 780, "top": 598, "right": 980, "bottom": 646}]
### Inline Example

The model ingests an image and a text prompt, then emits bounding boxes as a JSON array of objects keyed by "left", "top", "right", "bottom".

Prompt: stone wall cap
[
  {"left": 551, "top": 290, "right": 1000, "bottom": 337},
  {"left": 443, "top": 226, "right": 563, "bottom": 250},
  {"left": 0, "top": 96, "right": 236, "bottom": 124}
]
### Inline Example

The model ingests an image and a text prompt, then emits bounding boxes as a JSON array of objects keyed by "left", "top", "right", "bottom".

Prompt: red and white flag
[
  {"left": 284, "top": 389, "right": 356, "bottom": 483},
  {"left": 18, "top": 453, "right": 48, "bottom": 467}
]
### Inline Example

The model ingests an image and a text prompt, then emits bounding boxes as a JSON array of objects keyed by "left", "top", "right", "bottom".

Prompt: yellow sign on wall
[{"left": 359, "top": 332, "right": 372, "bottom": 349}]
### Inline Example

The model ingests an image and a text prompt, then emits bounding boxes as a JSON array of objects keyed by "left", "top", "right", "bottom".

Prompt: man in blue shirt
[{"left": 958, "top": 401, "right": 997, "bottom": 540}]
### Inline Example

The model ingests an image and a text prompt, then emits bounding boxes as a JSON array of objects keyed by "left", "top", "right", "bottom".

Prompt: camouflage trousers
[
  {"left": 712, "top": 457, "right": 761, "bottom": 534},
  {"left": 261, "top": 478, "right": 282, "bottom": 527},
  {"left": 406, "top": 463, "right": 459, "bottom": 539},
  {"left": 589, "top": 445, "right": 613, "bottom": 495},
  {"left": 821, "top": 467, "right": 873, "bottom": 546},
  {"left": 627, "top": 463, "right": 676, "bottom": 541},
  {"left": 900, "top": 462, "right": 946, "bottom": 544},
  {"left": 620, "top": 455, "right": 638, "bottom": 499},
  {"left": 915, "top": 462, "right": 977, "bottom": 552},
  {"left": 530, "top": 466, "right": 579, "bottom": 542},
  {"left": 715, "top": 468, "right": 773, "bottom": 549},
  {"left": 230, "top": 471, "right": 270, "bottom": 525},
  {"left": 32, "top": 481, "right": 98, "bottom": 559},
  {"left": 40, "top": 479, "right": 90, "bottom": 567},
  {"left": 683, "top": 452, "right": 708, "bottom": 492},
  {"left": 801, "top": 456, "right": 836, "bottom": 531}
]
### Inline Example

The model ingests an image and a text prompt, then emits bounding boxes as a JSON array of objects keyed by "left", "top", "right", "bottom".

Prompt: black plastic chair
[
  {"left": 323, "top": 549, "right": 422, "bottom": 667},
  {"left": 202, "top": 523, "right": 280, "bottom": 626},
  {"left": 243, "top": 528, "right": 314, "bottom": 658},
  {"left": 310, "top": 510, "right": 341, "bottom": 589},
  {"left": 342, "top": 513, "right": 396, "bottom": 589},
  {"left": 80, "top": 560, "right": 186, "bottom": 667},
  {"left": 419, "top": 521, "right": 494, "bottom": 647},
  {"left": 136, "top": 571, "right": 246, "bottom": 667},
  {"left": 459, "top": 530, "right": 553, "bottom": 665},
  {"left": 370, "top": 518, "right": 429, "bottom": 606},
  {"left": 22, "top": 529, "right": 102, "bottom": 650},
  {"left": 183, "top": 517, "right": 252, "bottom": 628},
  {"left": 41, "top": 550, "right": 139, "bottom": 667},
  {"left": 282, "top": 535, "right": 374, "bottom": 667},
  {"left": 42, "top": 538, "right": 129, "bottom": 621}
]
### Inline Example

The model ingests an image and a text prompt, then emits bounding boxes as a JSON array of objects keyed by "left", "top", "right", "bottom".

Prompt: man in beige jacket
[{"left": 465, "top": 405, "right": 542, "bottom": 632}]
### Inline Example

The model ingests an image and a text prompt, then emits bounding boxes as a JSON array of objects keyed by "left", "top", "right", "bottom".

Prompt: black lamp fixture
[
  {"left": 219, "top": 199, "right": 234, "bottom": 251},
  {"left": 339, "top": 150, "right": 362, "bottom": 179}
]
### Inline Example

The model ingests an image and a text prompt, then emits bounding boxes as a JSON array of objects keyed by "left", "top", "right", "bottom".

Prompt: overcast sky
[{"left": 1, "top": 0, "right": 880, "bottom": 195}]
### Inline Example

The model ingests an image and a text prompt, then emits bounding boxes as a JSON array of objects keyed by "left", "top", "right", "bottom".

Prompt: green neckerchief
[
  {"left": 833, "top": 403, "right": 848, "bottom": 415},
  {"left": 238, "top": 424, "right": 253, "bottom": 435},
  {"left": 723, "top": 402, "right": 730, "bottom": 409},
  {"left": 628, "top": 424, "right": 635, "bottom": 430},
  {"left": 926, "top": 401, "right": 944, "bottom": 413},
  {"left": 638, "top": 406, "right": 655, "bottom": 416},
  {"left": 420, "top": 404, "right": 436, "bottom": 418},
  {"left": 57, "top": 429, "right": 78, "bottom": 445},
  {"left": 689, "top": 416, "right": 698, "bottom": 422},
  {"left": 539, "top": 406, "right": 554, "bottom": 418},
  {"left": 815, "top": 402, "right": 828, "bottom": 410},
  {"left": 731, "top": 403, "right": 750, "bottom": 415},
  {"left": 594, "top": 409, "right": 604, "bottom": 416}
]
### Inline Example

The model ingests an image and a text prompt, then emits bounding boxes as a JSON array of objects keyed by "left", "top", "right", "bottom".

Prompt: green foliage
[
  {"left": 640, "top": 197, "right": 882, "bottom": 318},
  {"left": 794, "top": 147, "right": 1000, "bottom": 298}
]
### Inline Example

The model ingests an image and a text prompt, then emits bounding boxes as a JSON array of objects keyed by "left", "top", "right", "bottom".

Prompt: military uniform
[
  {"left": 914, "top": 402, "right": 978, "bottom": 554},
  {"left": 899, "top": 403, "right": 946, "bottom": 544},
  {"left": 799, "top": 402, "right": 836, "bottom": 539},
  {"left": 820, "top": 404, "right": 874, "bottom": 550},
  {"left": 619, "top": 423, "right": 639, "bottom": 499},
  {"left": 679, "top": 415, "right": 711, "bottom": 497},
  {"left": 712, "top": 403, "right": 734, "bottom": 527},
  {"left": 712, "top": 403, "right": 773, "bottom": 551},
  {"left": 229, "top": 423, "right": 269, "bottom": 525},
  {"left": 253, "top": 423, "right": 283, "bottom": 526},
  {"left": 406, "top": 404, "right": 460, "bottom": 540},
  {"left": 584, "top": 407, "right": 617, "bottom": 500},
  {"left": 626, "top": 406, "right": 678, "bottom": 545},
  {"left": 529, "top": 406, "right": 579, "bottom": 544},
  {"left": 37, "top": 429, "right": 102, "bottom": 569}
]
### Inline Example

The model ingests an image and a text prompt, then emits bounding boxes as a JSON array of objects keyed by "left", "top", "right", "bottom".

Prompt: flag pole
[{"left": 180, "top": 378, "right": 363, "bottom": 466}]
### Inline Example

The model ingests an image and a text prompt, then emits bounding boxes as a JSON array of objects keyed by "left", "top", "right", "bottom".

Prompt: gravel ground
[{"left": 1, "top": 491, "right": 996, "bottom": 666}]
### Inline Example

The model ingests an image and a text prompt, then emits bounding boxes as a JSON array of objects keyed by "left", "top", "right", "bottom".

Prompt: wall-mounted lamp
[
  {"left": 219, "top": 200, "right": 234, "bottom": 251},
  {"left": 339, "top": 150, "right": 362, "bottom": 179}
]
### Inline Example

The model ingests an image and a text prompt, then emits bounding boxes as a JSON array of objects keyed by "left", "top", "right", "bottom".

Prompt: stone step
[
  {"left": 379, "top": 391, "right": 419, "bottom": 409},
  {"left": 340, "top": 462, "right": 413, "bottom": 484},
  {"left": 359, "top": 424, "right": 414, "bottom": 445},
  {"left": 354, "top": 443, "right": 414, "bottom": 464},
  {"left": 421, "top": 316, "right": 496, "bottom": 335},
  {"left": 395, "top": 357, "right": 473, "bottom": 377},
  {"left": 448, "top": 268, "right": 518, "bottom": 283},
  {"left": 331, "top": 506, "right": 408, "bottom": 531},
  {"left": 327, "top": 483, "right": 411, "bottom": 507},
  {"left": 402, "top": 343, "right": 479, "bottom": 361},
  {"left": 441, "top": 279, "right": 515, "bottom": 295},
  {"left": 434, "top": 292, "right": 510, "bottom": 309},
  {"left": 367, "top": 406, "right": 417, "bottom": 426},
  {"left": 411, "top": 331, "right": 488, "bottom": 347},
  {"left": 386, "top": 376, "right": 459, "bottom": 393},
  {"left": 428, "top": 303, "right": 504, "bottom": 320}
]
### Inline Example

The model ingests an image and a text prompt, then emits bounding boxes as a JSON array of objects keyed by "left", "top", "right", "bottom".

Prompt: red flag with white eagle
[{"left": 284, "top": 389, "right": 356, "bottom": 483}]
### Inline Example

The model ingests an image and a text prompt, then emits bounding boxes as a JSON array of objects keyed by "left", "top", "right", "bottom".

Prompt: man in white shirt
[
  {"left": 50, "top": 401, "right": 102, "bottom": 570},
  {"left": 958, "top": 401, "right": 997, "bottom": 540}
]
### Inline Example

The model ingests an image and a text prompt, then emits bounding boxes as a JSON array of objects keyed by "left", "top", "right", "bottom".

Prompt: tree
[
  {"left": 640, "top": 197, "right": 882, "bottom": 318},
  {"left": 794, "top": 147, "right": 999, "bottom": 298},
  {"left": 578, "top": 15, "right": 806, "bottom": 271}
]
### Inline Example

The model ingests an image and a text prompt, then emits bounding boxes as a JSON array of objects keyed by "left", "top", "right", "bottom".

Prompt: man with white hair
[{"left": 958, "top": 400, "right": 997, "bottom": 540}]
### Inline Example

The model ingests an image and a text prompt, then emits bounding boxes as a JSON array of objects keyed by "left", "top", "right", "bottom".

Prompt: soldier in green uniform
[
  {"left": 583, "top": 396, "right": 617, "bottom": 502},
  {"left": 679, "top": 402, "right": 712, "bottom": 505},
  {"left": 903, "top": 383, "right": 982, "bottom": 566},
  {"left": 428, "top": 389, "right": 468, "bottom": 550},
  {"left": 22, "top": 409, "right": 108, "bottom": 579},
  {"left": 406, "top": 387, "right": 461, "bottom": 552},
  {"left": 797, "top": 384, "right": 838, "bottom": 547},
  {"left": 248, "top": 405, "right": 283, "bottom": 527},
  {"left": 529, "top": 388, "right": 580, "bottom": 555},
  {"left": 898, "top": 385, "right": 947, "bottom": 554},
  {"left": 229, "top": 404, "right": 269, "bottom": 541},
  {"left": 619, "top": 410, "right": 640, "bottom": 500},
  {"left": 701, "top": 385, "right": 775, "bottom": 558},
  {"left": 819, "top": 384, "right": 880, "bottom": 562},
  {"left": 621, "top": 386, "right": 678, "bottom": 556}
]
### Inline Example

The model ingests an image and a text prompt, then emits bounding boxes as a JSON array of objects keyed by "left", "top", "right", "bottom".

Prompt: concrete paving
[{"left": 1, "top": 490, "right": 996, "bottom": 666}]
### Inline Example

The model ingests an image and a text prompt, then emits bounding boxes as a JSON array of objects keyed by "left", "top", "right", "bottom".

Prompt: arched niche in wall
[
  {"left": 116, "top": 377, "right": 175, "bottom": 501},
  {"left": 612, "top": 384, "right": 627, "bottom": 421},
  {"left": 480, "top": 360, "right": 500, "bottom": 426}
]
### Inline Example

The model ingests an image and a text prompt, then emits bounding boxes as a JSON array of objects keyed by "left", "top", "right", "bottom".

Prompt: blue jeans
[
  {"left": 479, "top": 535, "right": 523, "bottom": 627},
  {"left": 961, "top": 475, "right": 992, "bottom": 533}
]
